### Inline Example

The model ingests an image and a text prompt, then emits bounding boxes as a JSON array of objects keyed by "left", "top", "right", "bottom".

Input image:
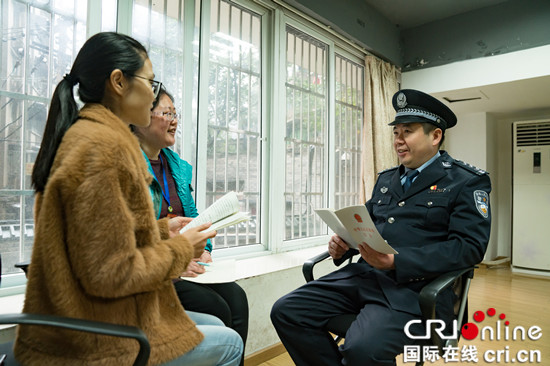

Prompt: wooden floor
[{"left": 253, "top": 265, "right": 550, "bottom": 365}]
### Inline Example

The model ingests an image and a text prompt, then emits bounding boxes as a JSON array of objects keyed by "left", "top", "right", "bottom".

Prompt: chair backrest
[{"left": 436, "top": 269, "right": 474, "bottom": 350}]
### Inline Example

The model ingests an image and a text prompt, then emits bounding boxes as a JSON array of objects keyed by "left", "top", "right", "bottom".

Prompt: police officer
[{"left": 271, "top": 89, "right": 491, "bottom": 366}]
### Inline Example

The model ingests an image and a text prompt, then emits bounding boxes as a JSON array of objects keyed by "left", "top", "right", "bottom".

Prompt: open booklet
[
  {"left": 180, "top": 191, "right": 250, "bottom": 234},
  {"left": 315, "top": 205, "right": 398, "bottom": 254}
]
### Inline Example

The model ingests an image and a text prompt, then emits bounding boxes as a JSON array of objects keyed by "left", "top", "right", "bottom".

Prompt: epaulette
[
  {"left": 378, "top": 166, "right": 398, "bottom": 175},
  {"left": 453, "top": 159, "right": 488, "bottom": 175}
]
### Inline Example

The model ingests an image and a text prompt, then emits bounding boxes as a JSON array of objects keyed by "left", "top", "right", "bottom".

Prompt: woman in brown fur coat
[{"left": 14, "top": 32, "right": 243, "bottom": 365}]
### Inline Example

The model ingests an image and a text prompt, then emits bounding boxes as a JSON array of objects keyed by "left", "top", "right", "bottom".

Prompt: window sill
[
  {"left": 0, "top": 245, "right": 330, "bottom": 329},
  {"left": 232, "top": 244, "right": 328, "bottom": 280},
  {"left": 0, "top": 293, "right": 25, "bottom": 330}
]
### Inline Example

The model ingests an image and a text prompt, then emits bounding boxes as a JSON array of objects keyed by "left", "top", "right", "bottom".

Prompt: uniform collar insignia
[{"left": 442, "top": 161, "right": 452, "bottom": 168}]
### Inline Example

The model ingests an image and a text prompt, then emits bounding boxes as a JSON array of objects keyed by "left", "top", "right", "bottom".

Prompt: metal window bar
[
  {"left": 207, "top": 0, "right": 261, "bottom": 249},
  {"left": 284, "top": 26, "right": 327, "bottom": 240},
  {"left": 334, "top": 54, "right": 363, "bottom": 210}
]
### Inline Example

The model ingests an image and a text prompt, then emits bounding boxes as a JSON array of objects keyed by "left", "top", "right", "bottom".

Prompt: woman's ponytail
[{"left": 31, "top": 77, "right": 79, "bottom": 192}]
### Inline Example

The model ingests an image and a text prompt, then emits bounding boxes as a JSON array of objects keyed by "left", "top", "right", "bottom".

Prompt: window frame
[
  {"left": 194, "top": 0, "right": 272, "bottom": 257},
  {"left": 0, "top": 0, "right": 368, "bottom": 293}
]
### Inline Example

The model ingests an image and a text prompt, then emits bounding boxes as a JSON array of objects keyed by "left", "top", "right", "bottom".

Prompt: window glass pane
[
  {"left": 132, "top": 0, "right": 187, "bottom": 157},
  {"left": 0, "top": 97, "right": 23, "bottom": 190},
  {"left": 2, "top": 1, "right": 28, "bottom": 94},
  {"left": 0, "top": 0, "right": 87, "bottom": 277},
  {"left": 76, "top": 0, "right": 87, "bottom": 22},
  {"left": 101, "top": 0, "right": 117, "bottom": 31},
  {"left": 25, "top": 101, "right": 47, "bottom": 190},
  {"left": 206, "top": 0, "right": 262, "bottom": 249},
  {"left": 52, "top": 13, "right": 75, "bottom": 84},
  {"left": 54, "top": 0, "right": 74, "bottom": 14},
  {"left": 284, "top": 25, "right": 327, "bottom": 240},
  {"left": 0, "top": 195, "right": 22, "bottom": 275},
  {"left": 23, "top": 195, "right": 36, "bottom": 260},
  {"left": 27, "top": 6, "right": 51, "bottom": 97},
  {"left": 334, "top": 54, "right": 363, "bottom": 209}
]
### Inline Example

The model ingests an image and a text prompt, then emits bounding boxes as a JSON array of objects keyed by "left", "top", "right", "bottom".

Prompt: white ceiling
[
  {"left": 363, "top": 0, "right": 550, "bottom": 117},
  {"left": 433, "top": 76, "right": 550, "bottom": 117}
]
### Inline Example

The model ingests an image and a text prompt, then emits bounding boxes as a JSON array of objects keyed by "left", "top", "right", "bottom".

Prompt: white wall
[
  {"left": 443, "top": 112, "right": 500, "bottom": 260},
  {"left": 236, "top": 254, "right": 335, "bottom": 356},
  {"left": 445, "top": 112, "right": 488, "bottom": 169},
  {"left": 401, "top": 45, "right": 550, "bottom": 94},
  {"left": 485, "top": 113, "right": 499, "bottom": 261}
]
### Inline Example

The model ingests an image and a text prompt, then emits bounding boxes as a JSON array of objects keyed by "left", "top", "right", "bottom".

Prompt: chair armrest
[
  {"left": 0, "top": 313, "right": 150, "bottom": 366},
  {"left": 303, "top": 251, "right": 331, "bottom": 283},
  {"left": 418, "top": 267, "right": 475, "bottom": 321},
  {"left": 14, "top": 262, "right": 30, "bottom": 277}
]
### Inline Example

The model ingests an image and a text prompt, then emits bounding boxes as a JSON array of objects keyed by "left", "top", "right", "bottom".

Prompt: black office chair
[
  {"left": 302, "top": 251, "right": 475, "bottom": 366},
  {"left": 0, "top": 255, "right": 150, "bottom": 366}
]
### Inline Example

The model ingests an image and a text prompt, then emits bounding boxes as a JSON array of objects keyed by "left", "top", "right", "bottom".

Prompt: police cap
[{"left": 389, "top": 89, "right": 457, "bottom": 130}]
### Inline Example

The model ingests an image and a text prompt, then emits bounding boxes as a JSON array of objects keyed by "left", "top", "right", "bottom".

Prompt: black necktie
[{"left": 403, "top": 169, "right": 419, "bottom": 192}]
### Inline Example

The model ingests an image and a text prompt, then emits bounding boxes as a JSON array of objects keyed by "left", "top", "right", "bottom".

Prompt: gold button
[
  {"left": 427, "top": 201, "right": 433, "bottom": 206},
  {"left": 378, "top": 199, "right": 382, "bottom": 204},
  {"left": 388, "top": 217, "right": 395, "bottom": 224},
  {"left": 398, "top": 201, "right": 405, "bottom": 207}
]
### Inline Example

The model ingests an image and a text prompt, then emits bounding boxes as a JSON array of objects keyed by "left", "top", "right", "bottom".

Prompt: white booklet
[
  {"left": 315, "top": 205, "right": 398, "bottom": 254},
  {"left": 180, "top": 191, "right": 249, "bottom": 234}
]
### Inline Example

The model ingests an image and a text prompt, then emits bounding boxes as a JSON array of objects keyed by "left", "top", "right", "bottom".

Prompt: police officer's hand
[
  {"left": 358, "top": 242, "right": 395, "bottom": 270},
  {"left": 328, "top": 235, "right": 349, "bottom": 260}
]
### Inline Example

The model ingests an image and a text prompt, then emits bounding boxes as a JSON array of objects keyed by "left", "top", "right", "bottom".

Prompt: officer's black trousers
[{"left": 270, "top": 266, "right": 417, "bottom": 366}]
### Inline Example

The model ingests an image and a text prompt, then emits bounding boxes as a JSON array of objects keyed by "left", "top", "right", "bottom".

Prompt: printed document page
[
  {"left": 316, "top": 205, "right": 398, "bottom": 254},
  {"left": 181, "top": 191, "right": 241, "bottom": 233}
]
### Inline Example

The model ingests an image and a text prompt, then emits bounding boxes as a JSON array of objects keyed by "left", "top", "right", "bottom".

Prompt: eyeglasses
[
  {"left": 151, "top": 111, "right": 181, "bottom": 122},
  {"left": 127, "top": 74, "right": 162, "bottom": 98}
]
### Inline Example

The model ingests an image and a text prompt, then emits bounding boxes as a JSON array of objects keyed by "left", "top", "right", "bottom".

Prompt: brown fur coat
[{"left": 14, "top": 104, "right": 203, "bottom": 365}]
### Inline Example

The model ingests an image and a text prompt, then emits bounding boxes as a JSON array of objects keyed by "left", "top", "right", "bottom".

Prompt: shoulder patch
[
  {"left": 454, "top": 159, "right": 488, "bottom": 176},
  {"left": 378, "top": 166, "right": 398, "bottom": 175}
]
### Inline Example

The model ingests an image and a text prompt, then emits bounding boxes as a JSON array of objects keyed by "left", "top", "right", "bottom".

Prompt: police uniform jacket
[{"left": 338, "top": 151, "right": 491, "bottom": 319}]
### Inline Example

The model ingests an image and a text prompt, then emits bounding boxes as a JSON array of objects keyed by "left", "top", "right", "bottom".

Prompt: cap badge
[
  {"left": 396, "top": 92, "right": 407, "bottom": 108},
  {"left": 380, "top": 187, "right": 388, "bottom": 194}
]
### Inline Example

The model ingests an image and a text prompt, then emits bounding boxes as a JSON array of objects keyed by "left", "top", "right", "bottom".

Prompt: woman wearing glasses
[
  {"left": 16, "top": 32, "right": 242, "bottom": 365},
  {"left": 132, "top": 86, "right": 249, "bottom": 366}
]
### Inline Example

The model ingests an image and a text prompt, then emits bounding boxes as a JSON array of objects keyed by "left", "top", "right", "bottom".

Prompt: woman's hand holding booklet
[{"left": 180, "top": 191, "right": 250, "bottom": 234}]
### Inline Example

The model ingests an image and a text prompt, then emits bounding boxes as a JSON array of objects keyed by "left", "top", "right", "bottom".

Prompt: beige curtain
[{"left": 360, "top": 55, "right": 400, "bottom": 202}]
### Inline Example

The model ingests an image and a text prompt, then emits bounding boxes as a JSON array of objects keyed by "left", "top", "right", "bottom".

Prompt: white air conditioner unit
[{"left": 512, "top": 120, "right": 550, "bottom": 276}]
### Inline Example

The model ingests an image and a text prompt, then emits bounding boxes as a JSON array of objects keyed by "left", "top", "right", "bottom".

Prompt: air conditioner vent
[{"left": 516, "top": 122, "right": 550, "bottom": 146}]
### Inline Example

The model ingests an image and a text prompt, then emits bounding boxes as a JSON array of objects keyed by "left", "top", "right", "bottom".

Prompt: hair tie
[{"left": 63, "top": 73, "right": 78, "bottom": 86}]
